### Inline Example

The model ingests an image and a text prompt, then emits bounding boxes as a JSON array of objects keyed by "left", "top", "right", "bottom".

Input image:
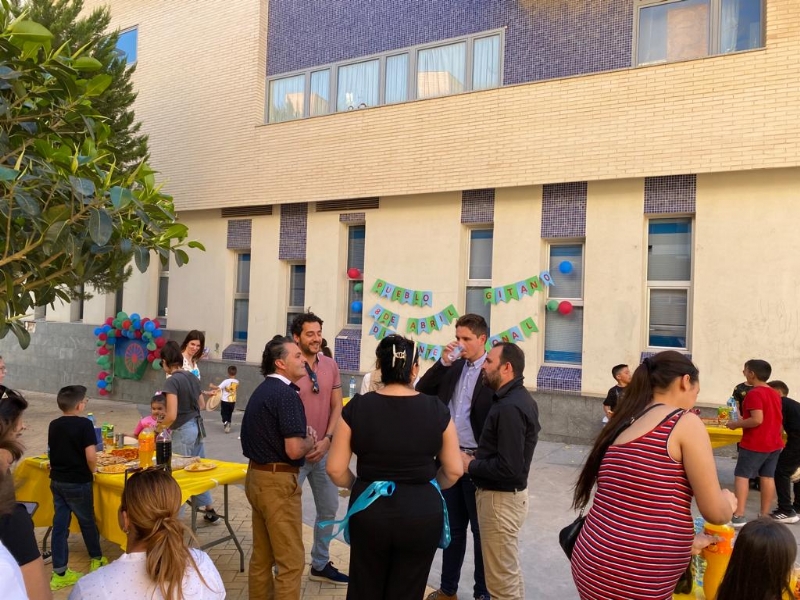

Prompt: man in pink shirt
[{"left": 291, "top": 313, "right": 348, "bottom": 585}]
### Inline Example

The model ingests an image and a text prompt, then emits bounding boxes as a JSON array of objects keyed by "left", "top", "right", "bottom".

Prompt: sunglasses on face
[{"left": 304, "top": 363, "right": 319, "bottom": 394}]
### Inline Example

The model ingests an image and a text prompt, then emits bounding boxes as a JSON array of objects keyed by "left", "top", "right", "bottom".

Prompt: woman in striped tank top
[{"left": 570, "top": 351, "right": 737, "bottom": 600}]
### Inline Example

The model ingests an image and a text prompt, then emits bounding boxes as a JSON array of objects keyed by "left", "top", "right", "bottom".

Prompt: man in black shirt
[
  {"left": 241, "top": 336, "right": 318, "bottom": 599},
  {"left": 767, "top": 380, "right": 800, "bottom": 523},
  {"left": 463, "top": 343, "right": 540, "bottom": 600}
]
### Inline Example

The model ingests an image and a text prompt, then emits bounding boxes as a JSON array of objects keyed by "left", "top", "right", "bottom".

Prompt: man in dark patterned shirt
[{"left": 241, "top": 336, "right": 318, "bottom": 600}]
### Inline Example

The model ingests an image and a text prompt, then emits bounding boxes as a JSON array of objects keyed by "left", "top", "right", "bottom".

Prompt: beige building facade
[{"left": 50, "top": 0, "right": 800, "bottom": 403}]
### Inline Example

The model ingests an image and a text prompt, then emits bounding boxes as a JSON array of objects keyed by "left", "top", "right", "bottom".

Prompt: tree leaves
[
  {"left": 88, "top": 208, "right": 112, "bottom": 245},
  {"left": 85, "top": 73, "right": 111, "bottom": 96}
]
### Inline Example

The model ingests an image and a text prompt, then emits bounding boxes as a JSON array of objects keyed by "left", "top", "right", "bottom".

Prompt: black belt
[{"left": 248, "top": 461, "right": 299, "bottom": 474}]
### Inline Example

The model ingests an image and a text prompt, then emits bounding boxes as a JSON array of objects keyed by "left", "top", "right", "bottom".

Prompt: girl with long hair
[
  {"left": 570, "top": 351, "right": 736, "bottom": 600},
  {"left": 69, "top": 468, "right": 224, "bottom": 599},
  {"left": 716, "top": 517, "right": 797, "bottom": 600}
]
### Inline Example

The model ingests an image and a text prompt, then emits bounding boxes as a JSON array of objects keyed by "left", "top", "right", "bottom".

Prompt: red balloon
[
  {"left": 98, "top": 389, "right": 109, "bottom": 396},
  {"left": 558, "top": 301, "right": 574, "bottom": 315},
  {"left": 155, "top": 337, "right": 166, "bottom": 348},
  {"left": 141, "top": 317, "right": 150, "bottom": 325},
  {"left": 347, "top": 267, "right": 361, "bottom": 279},
  {"left": 134, "top": 330, "right": 143, "bottom": 339},
  {"left": 97, "top": 347, "right": 108, "bottom": 356},
  {"left": 98, "top": 332, "right": 108, "bottom": 341},
  {"left": 98, "top": 371, "right": 108, "bottom": 379},
  {"left": 122, "top": 319, "right": 132, "bottom": 329},
  {"left": 115, "top": 329, "right": 123, "bottom": 337},
  {"left": 105, "top": 317, "right": 114, "bottom": 326}
]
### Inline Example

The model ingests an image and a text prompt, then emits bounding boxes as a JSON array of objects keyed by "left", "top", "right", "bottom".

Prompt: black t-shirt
[
  {"left": 0, "top": 503, "right": 40, "bottom": 566},
  {"left": 603, "top": 385, "right": 625, "bottom": 410},
  {"left": 163, "top": 370, "right": 202, "bottom": 430},
  {"left": 782, "top": 396, "right": 800, "bottom": 438},
  {"left": 48, "top": 415, "right": 97, "bottom": 483},
  {"left": 342, "top": 392, "right": 450, "bottom": 484}
]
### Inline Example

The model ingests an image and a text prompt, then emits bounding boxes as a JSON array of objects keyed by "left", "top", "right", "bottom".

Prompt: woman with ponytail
[
  {"left": 570, "top": 351, "right": 736, "bottom": 600},
  {"left": 327, "top": 334, "right": 462, "bottom": 599},
  {"left": 69, "top": 469, "right": 224, "bottom": 599}
]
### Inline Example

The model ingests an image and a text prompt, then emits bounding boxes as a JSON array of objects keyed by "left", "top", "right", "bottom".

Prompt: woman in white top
[
  {"left": 180, "top": 331, "right": 205, "bottom": 380},
  {"left": 69, "top": 468, "right": 225, "bottom": 600}
]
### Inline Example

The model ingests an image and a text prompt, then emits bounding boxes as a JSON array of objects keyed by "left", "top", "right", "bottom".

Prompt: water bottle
[
  {"left": 156, "top": 427, "right": 172, "bottom": 473},
  {"left": 348, "top": 376, "right": 356, "bottom": 399},
  {"left": 727, "top": 396, "right": 739, "bottom": 422},
  {"left": 87, "top": 412, "right": 95, "bottom": 426}
]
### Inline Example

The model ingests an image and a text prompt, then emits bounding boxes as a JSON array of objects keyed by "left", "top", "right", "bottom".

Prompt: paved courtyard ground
[{"left": 12, "top": 391, "right": 794, "bottom": 599}]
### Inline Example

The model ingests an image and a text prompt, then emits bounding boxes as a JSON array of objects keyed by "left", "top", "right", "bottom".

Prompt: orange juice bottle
[
  {"left": 138, "top": 428, "right": 155, "bottom": 468},
  {"left": 702, "top": 522, "right": 735, "bottom": 600}
]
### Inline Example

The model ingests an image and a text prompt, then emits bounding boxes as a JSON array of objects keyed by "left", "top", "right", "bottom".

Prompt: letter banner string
[
  {"left": 482, "top": 273, "right": 553, "bottom": 305},
  {"left": 484, "top": 317, "right": 539, "bottom": 351},
  {"left": 370, "top": 279, "right": 433, "bottom": 307}
]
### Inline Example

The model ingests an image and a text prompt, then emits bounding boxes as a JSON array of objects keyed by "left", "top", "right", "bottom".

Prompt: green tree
[
  {"left": 0, "top": 3, "right": 203, "bottom": 348},
  {"left": 13, "top": 0, "right": 147, "bottom": 169}
]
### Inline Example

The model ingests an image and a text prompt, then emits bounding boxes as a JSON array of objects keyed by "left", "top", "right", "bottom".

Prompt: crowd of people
[{"left": 1, "top": 319, "right": 799, "bottom": 599}]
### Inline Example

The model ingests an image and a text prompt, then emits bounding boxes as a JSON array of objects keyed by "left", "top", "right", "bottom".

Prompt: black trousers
[
  {"left": 347, "top": 481, "right": 442, "bottom": 600},
  {"left": 220, "top": 401, "right": 234, "bottom": 424},
  {"left": 775, "top": 441, "right": 800, "bottom": 511}
]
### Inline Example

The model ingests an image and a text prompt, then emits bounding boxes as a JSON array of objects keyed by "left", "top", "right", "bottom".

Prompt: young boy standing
[
  {"left": 602, "top": 364, "right": 631, "bottom": 423},
  {"left": 726, "top": 360, "right": 784, "bottom": 527},
  {"left": 48, "top": 385, "right": 107, "bottom": 590},
  {"left": 767, "top": 380, "right": 800, "bottom": 523},
  {"left": 211, "top": 365, "right": 239, "bottom": 434}
]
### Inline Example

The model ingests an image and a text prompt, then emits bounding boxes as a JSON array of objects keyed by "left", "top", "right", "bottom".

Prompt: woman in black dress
[{"left": 327, "top": 335, "right": 462, "bottom": 600}]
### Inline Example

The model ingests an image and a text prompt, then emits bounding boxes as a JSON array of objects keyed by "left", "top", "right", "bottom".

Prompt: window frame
[
  {"left": 157, "top": 256, "right": 169, "bottom": 327},
  {"left": 232, "top": 251, "right": 251, "bottom": 344},
  {"left": 632, "top": 0, "right": 765, "bottom": 67},
  {"left": 265, "top": 28, "right": 505, "bottom": 123},
  {"left": 465, "top": 227, "right": 494, "bottom": 328},
  {"left": 543, "top": 241, "right": 585, "bottom": 367},
  {"left": 645, "top": 216, "right": 694, "bottom": 351},
  {"left": 346, "top": 224, "right": 366, "bottom": 327},
  {"left": 286, "top": 262, "right": 307, "bottom": 336}
]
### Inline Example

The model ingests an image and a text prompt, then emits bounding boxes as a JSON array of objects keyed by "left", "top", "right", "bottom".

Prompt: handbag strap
[
  {"left": 319, "top": 481, "right": 396, "bottom": 542},
  {"left": 430, "top": 478, "right": 451, "bottom": 544}
]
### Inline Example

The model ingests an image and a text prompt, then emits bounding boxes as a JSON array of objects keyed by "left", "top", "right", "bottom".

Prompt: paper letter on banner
[
  {"left": 427, "top": 316, "right": 438, "bottom": 331},
  {"left": 539, "top": 271, "right": 554, "bottom": 287},
  {"left": 371, "top": 279, "right": 386, "bottom": 294},
  {"left": 412, "top": 291, "right": 423, "bottom": 307},
  {"left": 377, "top": 309, "right": 392, "bottom": 326},
  {"left": 402, "top": 289, "right": 412, "bottom": 304},
  {"left": 525, "top": 275, "right": 541, "bottom": 293},
  {"left": 485, "top": 335, "right": 502, "bottom": 351},
  {"left": 521, "top": 317, "right": 539, "bottom": 336},
  {"left": 483, "top": 288, "right": 494, "bottom": 305},
  {"left": 494, "top": 287, "right": 506, "bottom": 304},
  {"left": 391, "top": 287, "right": 403, "bottom": 303},
  {"left": 444, "top": 304, "right": 459, "bottom": 321},
  {"left": 368, "top": 304, "right": 383, "bottom": 320},
  {"left": 429, "top": 345, "right": 442, "bottom": 361},
  {"left": 516, "top": 281, "right": 530, "bottom": 298},
  {"left": 406, "top": 318, "right": 419, "bottom": 334},
  {"left": 388, "top": 313, "right": 400, "bottom": 330},
  {"left": 434, "top": 312, "right": 449, "bottom": 329},
  {"left": 381, "top": 284, "right": 395, "bottom": 299},
  {"left": 378, "top": 325, "right": 390, "bottom": 340},
  {"left": 369, "top": 322, "right": 382, "bottom": 338},
  {"left": 418, "top": 319, "right": 428, "bottom": 334},
  {"left": 417, "top": 342, "right": 428, "bottom": 360},
  {"left": 422, "top": 291, "right": 433, "bottom": 307},
  {"left": 509, "top": 326, "right": 525, "bottom": 342},
  {"left": 504, "top": 284, "right": 519, "bottom": 301},
  {"left": 499, "top": 330, "right": 512, "bottom": 343}
]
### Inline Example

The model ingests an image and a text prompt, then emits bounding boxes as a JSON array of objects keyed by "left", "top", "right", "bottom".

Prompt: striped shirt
[{"left": 571, "top": 410, "right": 693, "bottom": 600}]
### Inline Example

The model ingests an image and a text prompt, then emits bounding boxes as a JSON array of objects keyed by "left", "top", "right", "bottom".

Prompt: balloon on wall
[
  {"left": 546, "top": 300, "right": 559, "bottom": 312},
  {"left": 353, "top": 282, "right": 363, "bottom": 293},
  {"left": 351, "top": 300, "right": 363, "bottom": 314},
  {"left": 347, "top": 267, "right": 362, "bottom": 279},
  {"left": 558, "top": 261, "right": 573, "bottom": 275},
  {"left": 558, "top": 301, "right": 574, "bottom": 315}
]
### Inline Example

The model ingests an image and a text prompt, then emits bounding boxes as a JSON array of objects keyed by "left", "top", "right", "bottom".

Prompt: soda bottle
[
  {"left": 348, "top": 376, "right": 356, "bottom": 399},
  {"left": 156, "top": 426, "right": 172, "bottom": 473},
  {"left": 138, "top": 428, "right": 155, "bottom": 468},
  {"left": 87, "top": 413, "right": 96, "bottom": 426}
]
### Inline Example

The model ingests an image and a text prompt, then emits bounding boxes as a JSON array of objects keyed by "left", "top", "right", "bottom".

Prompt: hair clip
[{"left": 391, "top": 345, "right": 407, "bottom": 368}]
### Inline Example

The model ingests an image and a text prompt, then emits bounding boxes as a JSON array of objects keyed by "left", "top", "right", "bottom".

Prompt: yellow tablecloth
[
  {"left": 13, "top": 455, "right": 248, "bottom": 548},
  {"left": 705, "top": 425, "right": 743, "bottom": 449}
]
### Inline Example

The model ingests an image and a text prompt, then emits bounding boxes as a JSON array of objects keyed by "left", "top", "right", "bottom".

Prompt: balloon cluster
[
  {"left": 347, "top": 267, "right": 363, "bottom": 314},
  {"left": 93, "top": 312, "right": 166, "bottom": 396},
  {"left": 546, "top": 300, "right": 574, "bottom": 315}
]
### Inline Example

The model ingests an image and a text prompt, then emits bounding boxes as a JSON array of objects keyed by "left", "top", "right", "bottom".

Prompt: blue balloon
[
  {"left": 106, "top": 336, "right": 116, "bottom": 345},
  {"left": 144, "top": 321, "right": 156, "bottom": 332},
  {"left": 351, "top": 300, "right": 363, "bottom": 314},
  {"left": 93, "top": 327, "right": 103, "bottom": 336},
  {"left": 101, "top": 324, "right": 112, "bottom": 333},
  {"left": 559, "top": 260, "right": 573, "bottom": 275},
  {"left": 130, "top": 313, "right": 141, "bottom": 322},
  {"left": 152, "top": 329, "right": 163, "bottom": 338},
  {"left": 97, "top": 380, "right": 107, "bottom": 389}
]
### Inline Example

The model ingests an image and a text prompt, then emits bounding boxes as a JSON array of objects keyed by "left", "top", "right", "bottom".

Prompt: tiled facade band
[
  {"left": 340, "top": 212, "right": 366, "bottom": 223},
  {"left": 644, "top": 174, "right": 697, "bottom": 214},
  {"left": 461, "top": 189, "right": 495, "bottom": 224},
  {"left": 279, "top": 203, "right": 309, "bottom": 260},
  {"left": 226, "top": 219, "right": 252, "bottom": 249},
  {"left": 334, "top": 328, "right": 362, "bottom": 373}
]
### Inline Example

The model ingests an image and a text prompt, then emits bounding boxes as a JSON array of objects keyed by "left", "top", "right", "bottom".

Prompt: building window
[
  {"left": 157, "top": 256, "right": 169, "bottom": 327},
  {"left": 647, "top": 218, "right": 692, "bottom": 349},
  {"left": 233, "top": 253, "right": 250, "bottom": 343},
  {"left": 286, "top": 263, "right": 306, "bottom": 335},
  {"left": 346, "top": 225, "right": 365, "bottom": 326},
  {"left": 466, "top": 229, "right": 493, "bottom": 327},
  {"left": 635, "top": 0, "right": 763, "bottom": 66},
  {"left": 116, "top": 27, "right": 138, "bottom": 64},
  {"left": 544, "top": 244, "right": 584, "bottom": 365},
  {"left": 267, "top": 29, "right": 503, "bottom": 123}
]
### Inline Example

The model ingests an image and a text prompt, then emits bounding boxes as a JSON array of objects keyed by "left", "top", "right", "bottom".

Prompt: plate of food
[
  {"left": 171, "top": 456, "right": 201, "bottom": 470},
  {"left": 97, "top": 464, "right": 128, "bottom": 474},
  {"left": 110, "top": 448, "right": 139, "bottom": 461},
  {"left": 184, "top": 462, "right": 217, "bottom": 473},
  {"left": 96, "top": 453, "right": 128, "bottom": 467}
]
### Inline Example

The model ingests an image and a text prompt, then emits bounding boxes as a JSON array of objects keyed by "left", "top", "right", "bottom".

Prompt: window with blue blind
[
  {"left": 116, "top": 27, "right": 138, "bottom": 64},
  {"left": 466, "top": 229, "right": 493, "bottom": 328},
  {"left": 347, "top": 225, "right": 365, "bottom": 325},
  {"left": 647, "top": 218, "right": 692, "bottom": 349},
  {"left": 233, "top": 253, "right": 250, "bottom": 342},
  {"left": 544, "top": 244, "right": 584, "bottom": 364},
  {"left": 286, "top": 263, "right": 306, "bottom": 335}
]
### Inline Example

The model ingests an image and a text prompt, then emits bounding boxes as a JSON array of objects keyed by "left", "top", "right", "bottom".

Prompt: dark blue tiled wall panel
[
  {"left": 267, "top": 1, "right": 633, "bottom": 85},
  {"left": 334, "top": 328, "right": 362, "bottom": 372}
]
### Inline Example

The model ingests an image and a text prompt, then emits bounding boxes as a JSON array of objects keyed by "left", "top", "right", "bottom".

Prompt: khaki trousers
[
  {"left": 245, "top": 468, "right": 304, "bottom": 600},
  {"left": 475, "top": 488, "right": 529, "bottom": 600}
]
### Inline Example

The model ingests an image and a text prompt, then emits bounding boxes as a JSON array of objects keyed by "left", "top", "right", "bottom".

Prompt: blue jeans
[
  {"left": 298, "top": 454, "right": 339, "bottom": 570},
  {"left": 172, "top": 418, "right": 213, "bottom": 508},
  {"left": 50, "top": 480, "right": 102, "bottom": 572},
  {"left": 440, "top": 475, "right": 489, "bottom": 598}
]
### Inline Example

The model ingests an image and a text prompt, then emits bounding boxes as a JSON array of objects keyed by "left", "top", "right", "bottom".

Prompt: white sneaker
[{"left": 224, "top": 422, "right": 231, "bottom": 434}]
